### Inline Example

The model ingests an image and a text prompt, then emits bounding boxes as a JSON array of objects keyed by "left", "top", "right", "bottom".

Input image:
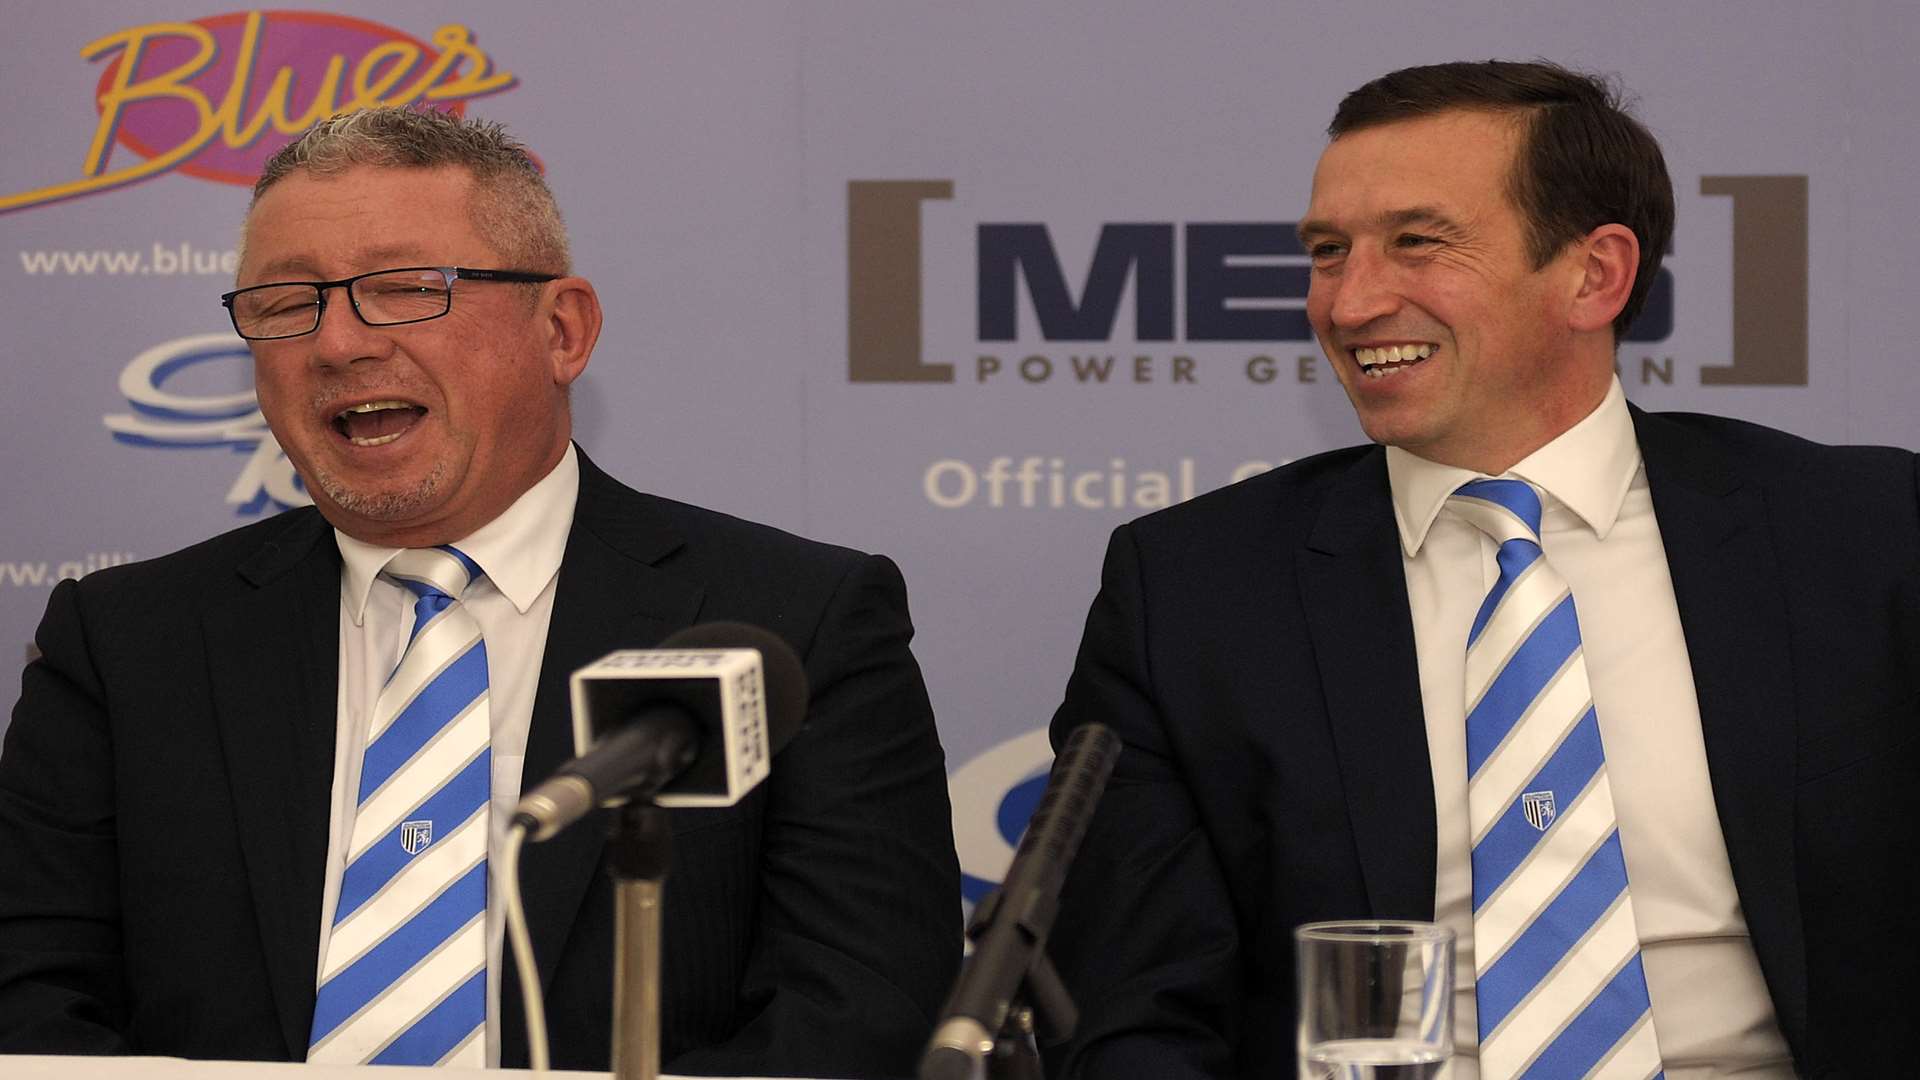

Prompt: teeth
[
  {"left": 336, "top": 399, "right": 412, "bottom": 418},
  {"left": 1364, "top": 361, "right": 1419, "bottom": 379},
  {"left": 333, "top": 399, "right": 419, "bottom": 446},
  {"left": 1354, "top": 344, "right": 1434, "bottom": 371}
]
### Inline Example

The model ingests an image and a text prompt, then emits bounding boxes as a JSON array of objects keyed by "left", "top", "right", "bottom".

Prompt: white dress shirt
[
  {"left": 1387, "top": 379, "right": 1793, "bottom": 1077},
  {"left": 320, "top": 444, "right": 580, "bottom": 1067}
]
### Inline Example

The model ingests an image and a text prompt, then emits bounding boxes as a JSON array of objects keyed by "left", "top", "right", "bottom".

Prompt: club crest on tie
[
  {"left": 1521, "top": 790, "right": 1556, "bottom": 831},
  {"left": 400, "top": 819, "right": 433, "bottom": 855}
]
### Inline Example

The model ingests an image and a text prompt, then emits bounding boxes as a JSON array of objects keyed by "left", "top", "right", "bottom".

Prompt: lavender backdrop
[{"left": 5, "top": 1, "right": 1917, "bottom": 901}]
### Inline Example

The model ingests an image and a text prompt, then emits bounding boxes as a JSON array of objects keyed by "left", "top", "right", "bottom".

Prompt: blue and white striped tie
[
  {"left": 1451, "top": 480, "right": 1663, "bottom": 1080},
  {"left": 309, "top": 545, "right": 490, "bottom": 1067}
]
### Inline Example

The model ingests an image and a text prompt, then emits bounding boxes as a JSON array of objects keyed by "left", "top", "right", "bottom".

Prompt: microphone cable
[{"left": 502, "top": 821, "right": 551, "bottom": 1073}]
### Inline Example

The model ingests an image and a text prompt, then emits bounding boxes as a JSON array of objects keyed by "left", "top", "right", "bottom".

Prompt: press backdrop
[{"left": 5, "top": 1, "right": 1917, "bottom": 903}]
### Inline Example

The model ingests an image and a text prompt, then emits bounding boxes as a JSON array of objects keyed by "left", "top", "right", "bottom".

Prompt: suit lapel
[
  {"left": 193, "top": 456, "right": 707, "bottom": 1059},
  {"left": 1633, "top": 409, "right": 1807, "bottom": 1051},
  {"left": 1283, "top": 418, "right": 1808, "bottom": 1045},
  {"left": 501, "top": 453, "right": 704, "bottom": 1051},
  {"left": 1296, "top": 450, "right": 1437, "bottom": 920},
  {"left": 203, "top": 511, "right": 340, "bottom": 1058}
]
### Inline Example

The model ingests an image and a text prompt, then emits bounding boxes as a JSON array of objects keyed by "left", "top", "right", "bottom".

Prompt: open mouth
[
  {"left": 332, "top": 400, "right": 427, "bottom": 447},
  {"left": 1354, "top": 344, "right": 1434, "bottom": 379}
]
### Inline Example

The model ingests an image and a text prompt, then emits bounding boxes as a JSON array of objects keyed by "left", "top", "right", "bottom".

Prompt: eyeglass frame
[{"left": 219, "top": 265, "right": 560, "bottom": 341}]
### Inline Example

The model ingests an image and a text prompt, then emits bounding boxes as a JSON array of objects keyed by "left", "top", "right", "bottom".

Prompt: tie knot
[
  {"left": 382, "top": 545, "right": 484, "bottom": 601},
  {"left": 1449, "top": 478, "right": 1544, "bottom": 546}
]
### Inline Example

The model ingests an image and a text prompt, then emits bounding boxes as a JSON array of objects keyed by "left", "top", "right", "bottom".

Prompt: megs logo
[{"left": 847, "top": 177, "right": 1808, "bottom": 387}]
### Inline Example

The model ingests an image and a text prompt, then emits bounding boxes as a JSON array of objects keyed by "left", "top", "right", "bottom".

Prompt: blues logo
[{"left": 3, "top": 12, "right": 517, "bottom": 215}]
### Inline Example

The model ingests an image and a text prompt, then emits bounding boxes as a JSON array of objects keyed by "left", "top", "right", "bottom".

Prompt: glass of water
[{"left": 1295, "top": 920, "right": 1454, "bottom": 1079}]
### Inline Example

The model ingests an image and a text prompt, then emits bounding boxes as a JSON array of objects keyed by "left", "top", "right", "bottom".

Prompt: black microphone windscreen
[
  {"left": 659, "top": 621, "right": 808, "bottom": 754},
  {"left": 1003, "top": 722, "right": 1121, "bottom": 901}
]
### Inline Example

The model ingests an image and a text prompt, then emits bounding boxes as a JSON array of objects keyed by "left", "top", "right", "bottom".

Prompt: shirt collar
[
  {"left": 1386, "top": 375, "right": 1641, "bottom": 557},
  {"left": 337, "top": 443, "right": 582, "bottom": 624}
]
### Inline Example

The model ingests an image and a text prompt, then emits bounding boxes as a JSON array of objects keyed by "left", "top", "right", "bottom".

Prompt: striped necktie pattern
[
  {"left": 1449, "top": 479, "right": 1663, "bottom": 1080},
  {"left": 308, "top": 545, "right": 491, "bottom": 1067}
]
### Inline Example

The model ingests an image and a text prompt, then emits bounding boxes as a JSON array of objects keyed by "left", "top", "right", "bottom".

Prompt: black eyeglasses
[{"left": 220, "top": 266, "right": 559, "bottom": 341}]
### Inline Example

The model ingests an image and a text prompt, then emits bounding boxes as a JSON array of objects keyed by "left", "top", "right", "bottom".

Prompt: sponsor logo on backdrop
[
  {"left": 847, "top": 177, "right": 1810, "bottom": 389},
  {"left": 20, "top": 242, "right": 236, "bottom": 277},
  {"left": 0, "top": 552, "right": 138, "bottom": 590},
  {"left": 102, "top": 332, "right": 308, "bottom": 514},
  {"left": 948, "top": 727, "right": 1054, "bottom": 904},
  {"left": 923, "top": 456, "right": 1288, "bottom": 511},
  {"left": 2, "top": 11, "right": 517, "bottom": 214}
]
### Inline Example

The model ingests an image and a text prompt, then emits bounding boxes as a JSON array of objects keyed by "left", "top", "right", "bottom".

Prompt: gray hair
[{"left": 250, "top": 107, "right": 571, "bottom": 274}]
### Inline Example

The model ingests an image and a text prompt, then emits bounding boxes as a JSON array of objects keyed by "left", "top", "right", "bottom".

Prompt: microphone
[
  {"left": 513, "top": 622, "right": 807, "bottom": 841},
  {"left": 920, "top": 722, "right": 1122, "bottom": 1080}
]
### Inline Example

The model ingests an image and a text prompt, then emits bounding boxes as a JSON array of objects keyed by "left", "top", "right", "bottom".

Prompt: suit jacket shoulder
[
  {"left": 1637, "top": 408, "right": 1918, "bottom": 491},
  {"left": 569, "top": 456, "right": 885, "bottom": 640},
  {"left": 1124, "top": 442, "right": 1379, "bottom": 546},
  {"left": 54, "top": 505, "right": 332, "bottom": 627}
]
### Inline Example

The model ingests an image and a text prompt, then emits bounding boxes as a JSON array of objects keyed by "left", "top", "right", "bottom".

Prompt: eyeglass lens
[{"left": 230, "top": 269, "right": 452, "bottom": 338}]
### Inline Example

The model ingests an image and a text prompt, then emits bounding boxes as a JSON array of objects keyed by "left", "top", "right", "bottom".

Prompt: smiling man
[
  {"left": 1046, "top": 62, "right": 1917, "bottom": 1078},
  {"left": 239, "top": 164, "right": 581, "bottom": 549},
  {"left": 0, "top": 108, "right": 960, "bottom": 1075}
]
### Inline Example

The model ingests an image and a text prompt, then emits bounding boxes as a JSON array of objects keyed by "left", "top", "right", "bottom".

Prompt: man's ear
[
  {"left": 543, "top": 276, "right": 602, "bottom": 387},
  {"left": 1568, "top": 223, "right": 1640, "bottom": 334}
]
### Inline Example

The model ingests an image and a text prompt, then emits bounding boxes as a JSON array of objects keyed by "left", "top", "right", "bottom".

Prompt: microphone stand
[
  {"left": 999, "top": 948, "right": 1077, "bottom": 1080},
  {"left": 919, "top": 723, "right": 1118, "bottom": 1080},
  {"left": 608, "top": 801, "right": 672, "bottom": 1080},
  {"left": 923, "top": 892, "right": 1081, "bottom": 1080}
]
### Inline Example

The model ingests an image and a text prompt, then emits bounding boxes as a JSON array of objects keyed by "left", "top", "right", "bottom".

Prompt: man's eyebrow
[
  {"left": 247, "top": 257, "right": 318, "bottom": 283},
  {"left": 246, "top": 245, "right": 435, "bottom": 284},
  {"left": 1381, "top": 207, "right": 1465, "bottom": 233},
  {"left": 1297, "top": 207, "right": 1465, "bottom": 248},
  {"left": 1295, "top": 218, "right": 1336, "bottom": 246},
  {"left": 350, "top": 244, "right": 434, "bottom": 269}
]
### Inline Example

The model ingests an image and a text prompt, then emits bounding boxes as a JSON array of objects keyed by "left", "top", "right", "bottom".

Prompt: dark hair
[{"left": 1329, "top": 60, "right": 1673, "bottom": 339}]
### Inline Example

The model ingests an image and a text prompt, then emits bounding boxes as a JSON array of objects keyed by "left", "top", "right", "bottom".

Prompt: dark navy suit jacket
[
  {"left": 0, "top": 450, "right": 961, "bottom": 1077},
  {"left": 1046, "top": 410, "right": 1920, "bottom": 1079}
]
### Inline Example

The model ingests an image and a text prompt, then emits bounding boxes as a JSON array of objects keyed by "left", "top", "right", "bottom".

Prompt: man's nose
[
  {"left": 307, "top": 287, "right": 391, "bottom": 368},
  {"left": 1326, "top": 249, "right": 1403, "bottom": 329}
]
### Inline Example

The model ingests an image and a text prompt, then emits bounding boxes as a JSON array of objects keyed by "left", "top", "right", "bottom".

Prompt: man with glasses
[{"left": 0, "top": 108, "right": 960, "bottom": 1075}]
